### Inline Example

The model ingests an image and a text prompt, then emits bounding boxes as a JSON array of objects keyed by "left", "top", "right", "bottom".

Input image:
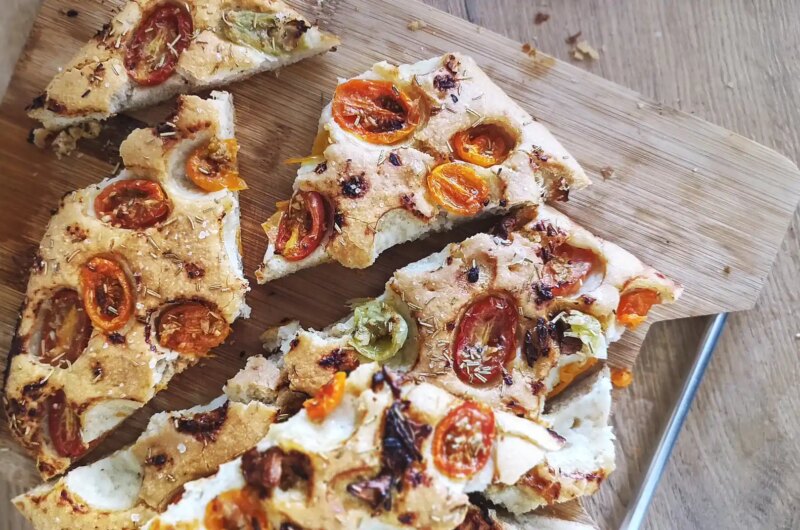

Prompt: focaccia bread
[
  {"left": 141, "top": 362, "right": 613, "bottom": 529},
  {"left": 256, "top": 53, "right": 590, "bottom": 283},
  {"left": 27, "top": 0, "right": 339, "bottom": 150},
  {"left": 4, "top": 91, "right": 250, "bottom": 479},
  {"left": 261, "top": 204, "right": 681, "bottom": 419},
  {"left": 13, "top": 396, "right": 276, "bottom": 530}
]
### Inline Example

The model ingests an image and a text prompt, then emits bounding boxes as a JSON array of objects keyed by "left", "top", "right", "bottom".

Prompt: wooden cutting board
[{"left": 1, "top": 0, "right": 799, "bottom": 526}]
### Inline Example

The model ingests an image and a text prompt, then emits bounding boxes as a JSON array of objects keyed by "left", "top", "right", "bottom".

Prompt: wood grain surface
[{"left": 1, "top": 1, "right": 799, "bottom": 530}]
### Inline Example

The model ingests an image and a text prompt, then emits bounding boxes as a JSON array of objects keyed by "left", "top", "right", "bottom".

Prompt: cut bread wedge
[
  {"left": 4, "top": 91, "right": 250, "bottom": 479},
  {"left": 261, "top": 204, "right": 681, "bottom": 419},
  {"left": 256, "top": 52, "right": 590, "bottom": 283},
  {"left": 27, "top": 0, "right": 339, "bottom": 152},
  {"left": 13, "top": 395, "right": 276, "bottom": 530},
  {"left": 140, "top": 362, "right": 613, "bottom": 529}
]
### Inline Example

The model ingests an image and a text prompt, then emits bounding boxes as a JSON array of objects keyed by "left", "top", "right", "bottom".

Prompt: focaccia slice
[
  {"left": 27, "top": 0, "right": 339, "bottom": 150},
  {"left": 141, "top": 362, "right": 613, "bottom": 529},
  {"left": 256, "top": 52, "right": 590, "bottom": 283},
  {"left": 5, "top": 91, "right": 250, "bottom": 479},
  {"left": 13, "top": 395, "right": 276, "bottom": 530},
  {"left": 261, "top": 204, "right": 681, "bottom": 419}
]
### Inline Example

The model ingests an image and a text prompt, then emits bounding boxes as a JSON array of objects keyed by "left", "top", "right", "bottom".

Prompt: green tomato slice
[
  {"left": 221, "top": 10, "right": 310, "bottom": 55},
  {"left": 350, "top": 300, "right": 408, "bottom": 362}
]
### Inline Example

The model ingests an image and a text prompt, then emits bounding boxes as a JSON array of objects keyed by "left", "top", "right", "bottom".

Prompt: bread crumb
[
  {"left": 636, "top": 102, "right": 645, "bottom": 109},
  {"left": 575, "top": 40, "right": 600, "bottom": 60},
  {"left": 600, "top": 166, "right": 615, "bottom": 180},
  {"left": 722, "top": 265, "right": 732, "bottom": 275},
  {"left": 534, "top": 12, "right": 550, "bottom": 24},
  {"left": 407, "top": 19, "right": 427, "bottom": 31}
]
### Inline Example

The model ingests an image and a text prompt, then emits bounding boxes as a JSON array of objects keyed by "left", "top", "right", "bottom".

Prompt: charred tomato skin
[
  {"left": 332, "top": 79, "right": 420, "bottom": 145},
  {"left": 79, "top": 256, "right": 134, "bottom": 332},
  {"left": 94, "top": 179, "right": 171, "bottom": 229},
  {"left": 453, "top": 293, "right": 519, "bottom": 386},
  {"left": 124, "top": 3, "right": 193, "bottom": 86},
  {"left": 275, "top": 191, "right": 329, "bottom": 261}
]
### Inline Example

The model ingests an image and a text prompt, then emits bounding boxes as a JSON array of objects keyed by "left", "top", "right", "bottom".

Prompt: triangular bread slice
[
  {"left": 4, "top": 91, "right": 250, "bottom": 479},
  {"left": 261, "top": 204, "right": 680, "bottom": 420},
  {"left": 27, "top": 0, "right": 339, "bottom": 152},
  {"left": 256, "top": 52, "right": 590, "bottom": 283},
  {"left": 139, "top": 362, "right": 613, "bottom": 528}
]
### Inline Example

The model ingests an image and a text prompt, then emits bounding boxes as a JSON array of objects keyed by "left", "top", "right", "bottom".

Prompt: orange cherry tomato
[
  {"left": 79, "top": 256, "right": 134, "bottom": 332},
  {"left": 185, "top": 139, "right": 247, "bottom": 192},
  {"left": 542, "top": 244, "right": 603, "bottom": 297},
  {"left": 156, "top": 302, "right": 231, "bottom": 356},
  {"left": 204, "top": 488, "right": 267, "bottom": 530},
  {"left": 548, "top": 357, "right": 598, "bottom": 398},
  {"left": 34, "top": 289, "right": 92, "bottom": 365},
  {"left": 332, "top": 79, "right": 420, "bottom": 145},
  {"left": 426, "top": 163, "right": 490, "bottom": 216},
  {"left": 95, "top": 179, "right": 171, "bottom": 229},
  {"left": 453, "top": 294, "right": 519, "bottom": 386},
  {"left": 47, "top": 389, "right": 86, "bottom": 458},
  {"left": 125, "top": 3, "right": 193, "bottom": 86},
  {"left": 432, "top": 401, "right": 495, "bottom": 478},
  {"left": 275, "top": 191, "right": 328, "bottom": 261},
  {"left": 451, "top": 123, "right": 515, "bottom": 167},
  {"left": 303, "top": 371, "right": 346, "bottom": 422},
  {"left": 611, "top": 367, "right": 634, "bottom": 388},
  {"left": 617, "top": 289, "right": 661, "bottom": 328}
]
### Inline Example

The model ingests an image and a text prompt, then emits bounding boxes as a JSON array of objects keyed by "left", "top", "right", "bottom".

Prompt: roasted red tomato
[
  {"left": 275, "top": 191, "right": 328, "bottom": 261},
  {"left": 453, "top": 294, "right": 519, "bottom": 386},
  {"left": 204, "top": 488, "right": 267, "bottom": 530},
  {"left": 541, "top": 244, "right": 604, "bottom": 297},
  {"left": 617, "top": 289, "right": 661, "bottom": 328},
  {"left": 433, "top": 401, "right": 495, "bottom": 478},
  {"left": 157, "top": 301, "right": 230, "bottom": 355},
  {"left": 451, "top": 123, "right": 515, "bottom": 167},
  {"left": 79, "top": 256, "right": 134, "bottom": 332},
  {"left": 95, "top": 179, "right": 171, "bottom": 229},
  {"left": 34, "top": 289, "right": 92, "bottom": 365},
  {"left": 125, "top": 3, "right": 193, "bottom": 86},
  {"left": 426, "top": 163, "right": 490, "bottom": 216},
  {"left": 186, "top": 139, "right": 247, "bottom": 192},
  {"left": 332, "top": 79, "right": 420, "bottom": 144},
  {"left": 47, "top": 389, "right": 86, "bottom": 458},
  {"left": 304, "top": 371, "right": 346, "bottom": 422}
]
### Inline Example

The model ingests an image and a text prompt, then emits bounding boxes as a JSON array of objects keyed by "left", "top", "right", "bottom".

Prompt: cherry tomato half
[
  {"left": 204, "top": 488, "right": 267, "bottom": 530},
  {"left": 186, "top": 139, "right": 247, "bottom": 192},
  {"left": 453, "top": 294, "right": 519, "bottom": 386},
  {"left": 451, "top": 123, "right": 515, "bottom": 167},
  {"left": 433, "top": 401, "right": 495, "bottom": 478},
  {"left": 426, "top": 163, "right": 490, "bottom": 216},
  {"left": 616, "top": 289, "right": 660, "bottom": 328},
  {"left": 303, "top": 371, "right": 346, "bottom": 422},
  {"left": 332, "top": 79, "right": 420, "bottom": 145},
  {"left": 33, "top": 289, "right": 92, "bottom": 365},
  {"left": 541, "top": 244, "right": 603, "bottom": 297},
  {"left": 79, "top": 256, "right": 134, "bottom": 332},
  {"left": 47, "top": 389, "right": 86, "bottom": 458},
  {"left": 125, "top": 3, "right": 193, "bottom": 86},
  {"left": 275, "top": 191, "right": 328, "bottom": 261},
  {"left": 156, "top": 302, "right": 231, "bottom": 356},
  {"left": 95, "top": 179, "right": 171, "bottom": 229}
]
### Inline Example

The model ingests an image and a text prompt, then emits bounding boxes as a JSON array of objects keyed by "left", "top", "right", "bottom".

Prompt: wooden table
[{"left": 1, "top": 1, "right": 798, "bottom": 529}]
